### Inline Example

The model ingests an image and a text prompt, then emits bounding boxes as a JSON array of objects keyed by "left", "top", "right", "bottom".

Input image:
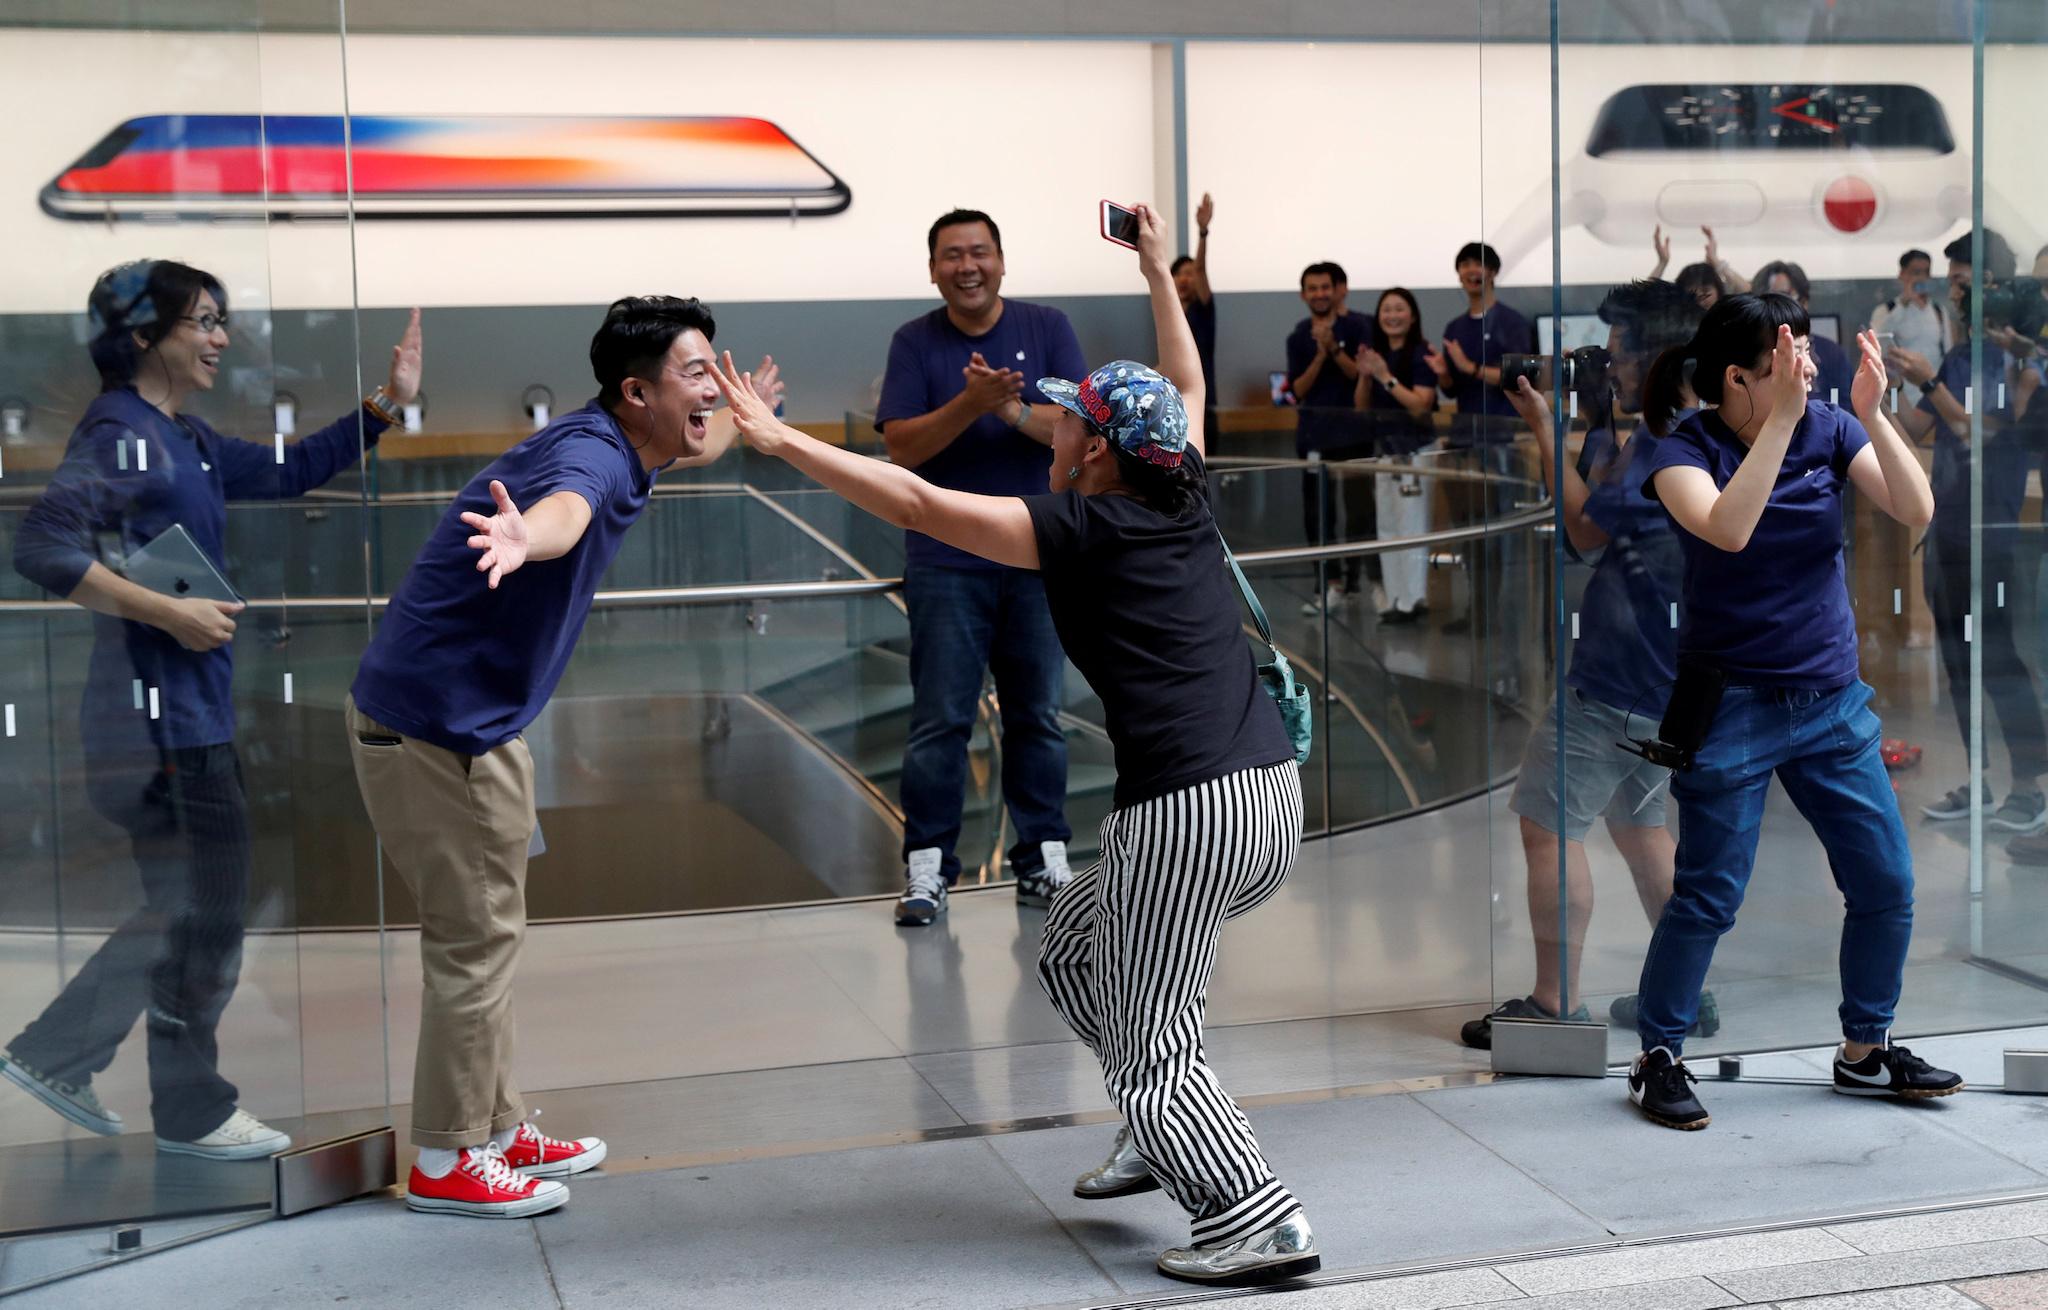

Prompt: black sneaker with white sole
[
  {"left": 1922, "top": 783, "right": 1989, "bottom": 822},
  {"left": 1628, "top": 1046, "right": 1710, "bottom": 1130},
  {"left": 1990, "top": 790, "right": 2048, "bottom": 834},
  {"left": 1458, "top": 995, "right": 1590, "bottom": 1051},
  {"left": 1832, "top": 1044, "right": 1965, "bottom": 1099}
]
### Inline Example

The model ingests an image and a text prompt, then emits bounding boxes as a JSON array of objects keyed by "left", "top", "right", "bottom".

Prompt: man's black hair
[
  {"left": 1943, "top": 229, "right": 2018, "bottom": 282},
  {"left": 1598, "top": 278, "right": 1703, "bottom": 360},
  {"left": 928, "top": 209, "right": 1002, "bottom": 258},
  {"left": 1455, "top": 242, "right": 1502, "bottom": 274},
  {"left": 1299, "top": 261, "right": 1345, "bottom": 289},
  {"left": 1900, "top": 249, "right": 1932, "bottom": 270},
  {"left": 591, "top": 296, "right": 716, "bottom": 408}
]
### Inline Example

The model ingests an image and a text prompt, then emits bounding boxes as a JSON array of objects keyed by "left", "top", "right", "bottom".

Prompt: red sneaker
[
  {"left": 503, "top": 1117, "right": 608, "bottom": 1179},
  {"left": 406, "top": 1144, "right": 567, "bottom": 1218}
]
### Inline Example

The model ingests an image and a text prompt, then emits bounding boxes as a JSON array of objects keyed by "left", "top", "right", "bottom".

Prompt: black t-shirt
[
  {"left": 1023, "top": 448, "right": 1295, "bottom": 809},
  {"left": 1185, "top": 296, "right": 1218, "bottom": 408}
]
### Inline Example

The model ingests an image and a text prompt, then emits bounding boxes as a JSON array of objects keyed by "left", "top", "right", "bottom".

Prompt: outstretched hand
[
  {"left": 387, "top": 308, "right": 423, "bottom": 404},
  {"left": 461, "top": 480, "right": 527, "bottom": 589},
  {"left": 710, "top": 351, "right": 789, "bottom": 454},
  {"left": 1851, "top": 329, "right": 1890, "bottom": 416}
]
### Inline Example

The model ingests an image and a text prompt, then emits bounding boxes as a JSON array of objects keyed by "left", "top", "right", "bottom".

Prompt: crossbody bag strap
[{"left": 1216, "top": 525, "right": 1276, "bottom": 649}]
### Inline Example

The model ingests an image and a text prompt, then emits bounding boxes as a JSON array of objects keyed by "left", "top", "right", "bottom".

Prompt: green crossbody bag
[{"left": 1219, "top": 531, "right": 1313, "bottom": 765}]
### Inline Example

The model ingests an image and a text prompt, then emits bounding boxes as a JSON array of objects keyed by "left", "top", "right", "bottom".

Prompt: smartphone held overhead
[
  {"left": 42, "top": 115, "right": 852, "bottom": 221},
  {"left": 1100, "top": 200, "right": 1141, "bottom": 249}
]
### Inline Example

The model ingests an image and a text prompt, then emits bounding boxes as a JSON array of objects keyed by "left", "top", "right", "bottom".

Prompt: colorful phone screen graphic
[{"left": 43, "top": 115, "right": 851, "bottom": 220}]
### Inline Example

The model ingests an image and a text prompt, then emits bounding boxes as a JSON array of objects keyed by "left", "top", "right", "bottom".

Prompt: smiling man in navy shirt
[
  {"left": 348, "top": 297, "right": 780, "bottom": 1219},
  {"left": 875, "top": 208, "right": 1084, "bottom": 927}
]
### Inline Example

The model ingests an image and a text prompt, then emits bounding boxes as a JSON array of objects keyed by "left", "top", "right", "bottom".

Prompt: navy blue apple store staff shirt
[
  {"left": 1566, "top": 422, "right": 1682, "bottom": 719},
  {"left": 874, "top": 301, "right": 1087, "bottom": 571},
  {"left": 351, "top": 400, "right": 654, "bottom": 756},
  {"left": 1642, "top": 399, "right": 1869, "bottom": 689},
  {"left": 1441, "top": 302, "right": 1533, "bottom": 420},
  {"left": 14, "top": 387, "right": 387, "bottom": 751}
]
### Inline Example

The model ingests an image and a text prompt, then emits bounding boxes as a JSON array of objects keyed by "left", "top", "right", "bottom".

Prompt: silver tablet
[{"left": 121, "top": 524, "right": 242, "bottom": 605}]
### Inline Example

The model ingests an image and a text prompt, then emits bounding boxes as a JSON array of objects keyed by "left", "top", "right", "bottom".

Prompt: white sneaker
[
  {"left": 157, "top": 1107, "right": 293, "bottom": 1161},
  {"left": 1016, "top": 840, "right": 1073, "bottom": 908},
  {"left": 896, "top": 847, "right": 947, "bottom": 926}
]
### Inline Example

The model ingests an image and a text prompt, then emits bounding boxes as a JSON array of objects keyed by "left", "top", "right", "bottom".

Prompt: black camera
[
  {"left": 1981, "top": 277, "right": 2048, "bottom": 349},
  {"left": 1619, "top": 657, "right": 1725, "bottom": 773},
  {"left": 1499, "top": 354, "right": 1545, "bottom": 391}
]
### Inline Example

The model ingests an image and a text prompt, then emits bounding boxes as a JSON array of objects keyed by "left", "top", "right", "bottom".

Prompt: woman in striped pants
[{"left": 713, "top": 203, "right": 1315, "bottom": 1287}]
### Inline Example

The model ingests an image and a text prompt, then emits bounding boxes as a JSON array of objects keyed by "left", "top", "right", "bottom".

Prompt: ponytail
[
  {"left": 1641, "top": 292, "right": 1809, "bottom": 437},
  {"left": 1642, "top": 347, "right": 1692, "bottom": 437}
]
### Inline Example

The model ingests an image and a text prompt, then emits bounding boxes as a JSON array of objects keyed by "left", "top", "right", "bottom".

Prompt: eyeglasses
[{"left": 180, "top": 313, "right": 230, "bottom": 334}]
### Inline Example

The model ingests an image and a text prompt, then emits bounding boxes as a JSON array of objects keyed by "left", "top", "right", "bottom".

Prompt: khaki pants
[{"left": 345, "top": 696, "right": 534, "bottom": 1149}]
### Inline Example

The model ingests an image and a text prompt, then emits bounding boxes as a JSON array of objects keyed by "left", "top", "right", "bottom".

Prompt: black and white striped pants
[{"left": 1038, "top": 760, "right": 1304, "bottom": 1246}]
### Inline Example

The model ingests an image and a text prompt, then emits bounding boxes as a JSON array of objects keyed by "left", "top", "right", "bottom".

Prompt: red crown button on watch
[{"left": 1822, "top": 176, "right": 1879, "bottom": 232}]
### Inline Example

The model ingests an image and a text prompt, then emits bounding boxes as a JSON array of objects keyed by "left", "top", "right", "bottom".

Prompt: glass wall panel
[
  {"left": 0, "top": 9, "right": 387, "bottom": 1292},
  {"left": 1973, "top": 4, "right": 2048, "bottom": 1006}
]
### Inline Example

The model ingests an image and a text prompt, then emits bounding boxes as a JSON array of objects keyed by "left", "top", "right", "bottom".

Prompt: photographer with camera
[
  {"left": 1886, "top": 230, "right": 2048, "bottom": 838},
  {"left": 1458, "top": 281, "right": 1709, "bottom": 1051},
  {"left": 1626, "top": 293, "right": 1955, "bottom": 1131}
]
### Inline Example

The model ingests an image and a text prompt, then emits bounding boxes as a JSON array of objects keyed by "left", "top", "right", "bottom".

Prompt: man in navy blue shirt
[
  {"left": 875, "top": 209, "right": 1083, "bottom": 926},
  {"left": 1463, "top": 280, "right": 1710, "bottom": 1050},
  {"left": 348, "top": 297, "right": 781, "bottom": 1219},
  {"left": 1887, "top": 229, "right": 2046, "bottom": 835},
  {"left": 1286, "top": 262, "right": 1375, "bottom": 608},
  {"left": 1433, "top": 241, "right": 1534, "bottom": 651},
  {"left": 1433, "top": 241, "right": 1533, "bottom": 441}
]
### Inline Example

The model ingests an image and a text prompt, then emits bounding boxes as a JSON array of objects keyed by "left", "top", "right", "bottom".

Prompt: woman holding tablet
[
  {"left": 712, "top": 206, "right": 1316, "bottom": 1287},
  {"left": 4, "top": 260, "right": 420, "bottom": 1160}
]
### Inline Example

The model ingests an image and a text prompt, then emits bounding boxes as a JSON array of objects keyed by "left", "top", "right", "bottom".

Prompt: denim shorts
[{"left": 1509, "top": 688, "right": 1671, "bottom": 840}]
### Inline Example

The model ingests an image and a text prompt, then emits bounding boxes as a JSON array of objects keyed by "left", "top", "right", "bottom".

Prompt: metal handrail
[{"left": 0, "top": 504, "right": 1552, "bottom": 614}]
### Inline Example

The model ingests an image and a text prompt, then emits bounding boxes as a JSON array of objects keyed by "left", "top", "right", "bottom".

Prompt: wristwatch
[{"left": 1008, "top": 400, "right": 1033, "bottom": 430}]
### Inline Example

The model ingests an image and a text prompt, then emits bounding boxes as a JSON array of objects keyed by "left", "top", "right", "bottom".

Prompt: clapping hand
[
  {"left": 1357, "top": 345, "right": 1390, "bottom": 383},
  {"left": 1651, "top": 225, "right": 1672, "bottom": 275},
  {"left": 1195, "top": 192, "right": 1214, "bottom": 231},
  {"left": 1424, "top": 342, "right": 1449, "bottom": 381},
  {"left": 1444, "top": 338, "right": 1475, "bottom": 375},
  {"left": 1851, "top": 330, "right": 1889, "bottom": 416},
  {"left": 1702, "top": 226, "right": 1723, "bottom": 268},
  {"left": 963, "top": 352, "right": 1025, "bottom": 414},
  {"left": 1764, "top": 325, "right": 1811, "bottom": 416},
  {"left": 461, "top": 480, "right": 528, "bottom": 590},
  {"left": 387, "top": 308, "right": 423, "bottom": 404}
]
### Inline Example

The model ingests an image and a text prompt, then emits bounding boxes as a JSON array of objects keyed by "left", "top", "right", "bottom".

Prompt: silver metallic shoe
[
  {"left": 1156, "top": 1210, "right": 1320, "bottom": 1286},
  {"left": 1072, "top": 1125, "right": 1159, "bottom": 1199}
]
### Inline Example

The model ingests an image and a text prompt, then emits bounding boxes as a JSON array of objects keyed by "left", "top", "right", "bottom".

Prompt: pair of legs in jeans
[
  {"left": 1636, "top": 682, "right": 1914, "bottom": 1055},
  {"left": 1924, "top": 531, "right": 2048, "bottom": 814},
  {"left": 7, "top": 742, "right": 250, "bottom": 1142},
  {"left": 901, "top": 563, "right": 1070, "bottom": 883}
]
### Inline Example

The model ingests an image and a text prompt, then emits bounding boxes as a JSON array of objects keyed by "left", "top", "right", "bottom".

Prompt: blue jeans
[
  {"left": 1636, "top": 681, "right": 1914, "bottom": 1054},
  {"left": 902, "top": 564, "right": 1071, "bottom": 883}
]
